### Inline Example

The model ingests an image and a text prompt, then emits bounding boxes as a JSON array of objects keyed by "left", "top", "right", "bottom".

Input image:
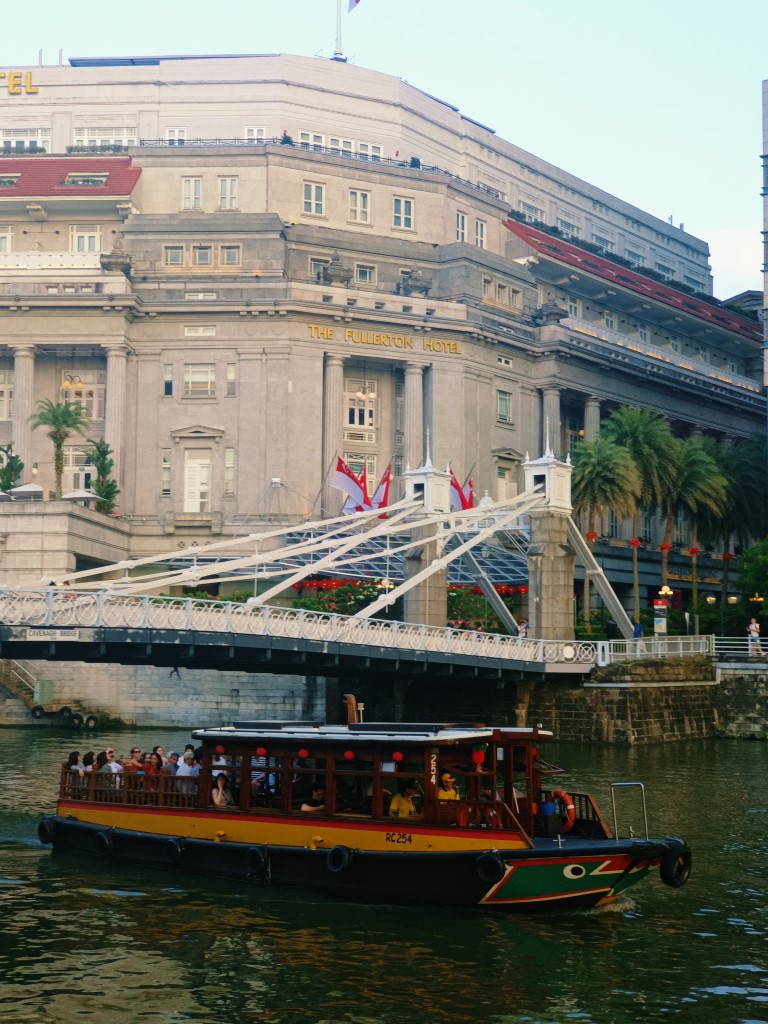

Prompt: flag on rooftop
[
  {"left": 333, "top": 456, "right": 368, "bottom": 512},
  {"left": 370, "top": 463, "right": 392, "bottom": 518},
  {"left": 449, "top": 467, "right": 474, "bottom": 511},
  {"left": 348, "top": 0, "right": 362, "bottom": 10}
]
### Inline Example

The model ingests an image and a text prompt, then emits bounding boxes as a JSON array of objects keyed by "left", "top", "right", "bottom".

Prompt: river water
[{"left": 1, "top": 727, "right": 766, "bottom": 1024}]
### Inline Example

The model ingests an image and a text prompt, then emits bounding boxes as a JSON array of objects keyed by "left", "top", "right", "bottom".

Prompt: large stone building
[{"left": 0, "top": 52, "right": 763, "bottom": 597}]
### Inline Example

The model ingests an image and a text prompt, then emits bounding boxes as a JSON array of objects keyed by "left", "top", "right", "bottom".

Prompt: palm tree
[
  {"left": 602, "top": 407, "right": 676, "bottom": 618},
  {"left": 659, "top": 437, "right": 727, "bottom": 615},
  {"left": 29, "top": 399, "right": 91, "bottom": 500},
  {"left": 572, "top": 436, "right": 641, "bottom": 631}
]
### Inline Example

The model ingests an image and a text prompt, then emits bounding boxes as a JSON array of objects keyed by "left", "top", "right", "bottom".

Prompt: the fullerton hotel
[{"left": 0, "top": 52, "right": 762, "bottom": 585}]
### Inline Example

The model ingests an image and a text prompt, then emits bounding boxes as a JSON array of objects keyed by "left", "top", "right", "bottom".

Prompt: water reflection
[{"left": 1, "top": 729, "right": 767, "bottom": 1023}]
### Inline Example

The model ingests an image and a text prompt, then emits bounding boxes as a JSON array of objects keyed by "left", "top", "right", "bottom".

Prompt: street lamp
[
  {"left": 658, "top": 585, "right": 673, "bottom": 599},
  {"left": 749, "top": 593, "right": 764, "bottom": 606},
  {"left": 705, "top": 594, "right": 716, "bottom": 605}
]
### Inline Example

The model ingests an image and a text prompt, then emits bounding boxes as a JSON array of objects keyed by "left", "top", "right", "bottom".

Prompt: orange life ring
[{"left": 551, "top": 789, "right": 576, "bottom": 833}]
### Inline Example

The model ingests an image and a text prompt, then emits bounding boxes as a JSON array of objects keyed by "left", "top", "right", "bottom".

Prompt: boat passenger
[
  {"left": 300, "top": 785, "right": 326, "bottom": 813},
  {"left": 389, "top": 780, "right": 421, "bottom": 818},
  {"left": 165, "top": 752, "right": 179, "bottom": 776},
  {"left": 83, "top": 751, "right": 96, "bottom": 772},
  {"left": 212, "top": 773, "right": 235, "bottom": 809},
  {"left": 176, "top": 750, "right": 199, "bottom": 777},
  {"left": 437, "top": 772, "right": 460, "bottom": 801},
  {"left": 122, "top": 747, "right": 145, "bottom": 774},
  {"left": 68, "top": 751, "right": 84, "bottom": 777}
]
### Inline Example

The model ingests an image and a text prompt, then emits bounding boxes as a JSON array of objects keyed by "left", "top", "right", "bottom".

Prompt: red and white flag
[
  {"left": 370, "top": 463, "right": 392, "bottom": 517},
  {"left": 449, "top": 466, "right": 474, "bottom": 511},
  {"left": 333, "top": 456, "right": 368, "bottom": 512},
  {"left": 348, "top": 0, "right": 362, "bottom": 10}
]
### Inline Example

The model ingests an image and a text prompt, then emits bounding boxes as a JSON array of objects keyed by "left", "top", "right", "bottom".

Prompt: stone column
[
  {"left": 527, "top": 509, "right": 575, "bottom": 640},
  {"left": 583, "top": 396, "right": 602, "bottom": 441},
  {"left": 103, "top": 341, "right": 129, "bottom": 486},
  {"left": 541, "top": 386, "right": 561, "bottom": 457},
  {"left": 404, "top": 362, "right": 424, "bottom": 469},
  {"left": 322, "top": 354, "right": 345, "bottom": 516},
  {"left": 11, "top": 344, "right": 36, "bottom": 472}
]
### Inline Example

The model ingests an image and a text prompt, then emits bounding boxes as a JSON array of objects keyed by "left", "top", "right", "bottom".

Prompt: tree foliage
[
  {"left": 85, "top": 437, "right": 120, "bottom": 515},
  {"left": 29, "top": 399, "right": 91, "bottom": 500}
]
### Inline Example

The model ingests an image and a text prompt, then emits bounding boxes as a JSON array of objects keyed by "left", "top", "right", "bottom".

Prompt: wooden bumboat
[{"left": 39, "top": 700, "right": 692, "bottom": 912}]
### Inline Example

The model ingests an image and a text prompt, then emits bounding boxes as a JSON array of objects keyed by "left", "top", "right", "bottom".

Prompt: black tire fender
[
  {"left": 31, "top": 705, "right": 45, "bottom": 720},
  {"left": 659, "top": 845, "right": 692, "bottom": 888},
  {"left": 476, "top": 850, "right": 506, "bottom": 885},
  {"left": 326, "top": 845, "right": 353, "bottom": 874},
  {"left": 58, "top": 706, "right": 73, "bottom": 721},
  {"left": 71, "top": 712, "right": 84, "bottom": 728},
  {"left": 38, "top": 818, "right": 56, "bottom": 845},
  {"left": 164, "top": 838, "right": 186, "bottom": 866},
  {"left": 95, "top": 830, "right": 113, "bottom": 857},
  {"left": 245, "top": 845, "right": 269, "bottom": 878},
  {"left": 84, "top": 715, "right": 98, "bottom": 730}
]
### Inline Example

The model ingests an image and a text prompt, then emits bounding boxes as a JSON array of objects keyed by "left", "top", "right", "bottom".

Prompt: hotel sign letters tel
[
  {"left": 308, "top": 324, "right": 462, "bottom": 356},
  {"left": 0, "top": 72, "right": 39, "bottom": 95}
]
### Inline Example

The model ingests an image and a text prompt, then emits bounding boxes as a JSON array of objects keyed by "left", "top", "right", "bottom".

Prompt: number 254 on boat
[{"left": 39, "top": 704, "right": 692, "bottom": 913}]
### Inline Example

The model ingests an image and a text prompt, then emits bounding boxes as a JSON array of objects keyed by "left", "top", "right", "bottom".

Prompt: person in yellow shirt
[
  {"left": 389, "top": 779, "right": 420, "bottom": 818},
  {"left": 438, "top": 772, "right": 460, "bottom": 800}
]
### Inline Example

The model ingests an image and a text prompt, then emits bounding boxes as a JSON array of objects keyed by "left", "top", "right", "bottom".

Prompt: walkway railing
[
  {"left": 595, "top": 636, "right": 714, "bottom": 665},
  {"left": 0, "top": 589, "right": 595, "bottom": 667},
  {"left": 714, "top": 637, "right": 768, "bottom": 660}
]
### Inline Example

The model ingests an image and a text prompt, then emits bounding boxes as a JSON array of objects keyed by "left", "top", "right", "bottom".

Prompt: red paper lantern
[
  {"left": 518, "top": 586, "right": 528, "bottom": 595},
  {"left": 392, "top": 751, "right": 404, "bottom": 762},
  {"left": 256, "top": 746, "right": 267, "bottom": 757},
  {"left": 215, "top": 745, "right": 226, "bottom": 754},
  {"left": 298, "top": 748, "right": 310, "bottom": 759},
  {"left": 689, "top": 547, "right": 701, "bottom": 557},
  {"left": 629, "top": 538, "right": 642, "bottom": 549},
  {"left": 471, "top": 749, "right": 486, "bottom": 766},
  {"left": 659, "top": 543, "right": 672, "bottom": 552},
  {"left": 722, "top": 552, "right": 734, "bottom": 561},
  {"left": 344, "top": 750, "right": 355, "bottom": 761},
  {"left": 585, "top": 531, "right": 598, "bottom": 544}
]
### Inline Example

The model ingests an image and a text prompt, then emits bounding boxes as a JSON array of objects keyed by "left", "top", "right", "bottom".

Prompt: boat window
[
  {"left": 334, "top": 752, "right": 375, "bottom": 816},
  {"left": 247, "top": 753, "right": 282, "bottom": 809},
  {"left": 290, "top": 753, "right": 326, "bottom": 810}
]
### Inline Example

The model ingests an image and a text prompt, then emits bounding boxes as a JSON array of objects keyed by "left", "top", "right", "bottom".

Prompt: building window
[
  {"left": 310, "top": 257, "right": 331, "bottom": 281},
  {"left": 349, "top": 189, "right": 370, "bottom": 223},
  {"left": 164, "top": 246, "right": 184, "bottom": 266},
  {"left": 218, "top": 177, "right": 238, "bottom": 210},
  {"left": 684, "top": 275, "right": 704, "bottom": 291},
  {"left": 0, "top": 174, "right": 19, "bottom": 189},
  {"left": 344, "top": 452, "right": 376, "bottom": 485},
  {"left": 62, "top": 444, "right": 94, "bottom": 492},
  {"left": 193, "top": 246, "right": 212, "bottom": 266},
  {"left": 166, "top": 127, "right": 186, "bottom": 146},
  {"left": 161, "top": 449, "right": 172, "bottom": 495},
  {"left": 638, "top": 325, "right": 648, "bottom": 343},
  {"left": 475, "top": 220, "right": 486, "bottom": 249},
  {"left": 518, "top": 200, "right": 545, "bottom": 223},
  {"left": 482, "top": 278, "right": 493, "bottom": 298},
  {"left": 226, "top": 363, "right": 237, "bottom": 396},
  {"left": 496, "top": 390, "right": 513, "bottom": 424},
  {"left": 1, "top": 127, "right": 50, "bottom": 153},
  {"left": 183, "top": 449, "right": 211, "bottom": 513},
  {"left": 456, "top": 212, "right": 466, "bottom": 242},
  {"left": 224, "top": 447, "right": 235, "bottom": 495},
  {"left": 344, "top": 377, "right": 377, "bottom": 436},
  {"left": 655, "top": 263, "right": 674, "bottom": 280},
  {"left": 183, "top": 364, "right": 216, "bottom": 398},
  {"left": 244, "top": 126, "right": 265, "bottom": 144},
  {"left": 219, "top": 245, "right": 241, "bottom": 266},
  {"left": 70, "top": 225, "right": 101, "bottom": 253},
  {"left": 0, "top": 368, "right": 13, "bottom": 419},
  {"left": 330, "top": 137, "right": 354, "bottom": 156},
  {"left": 591, "top": 234, "right": 615, "bottom": 252},
  {"left": 557, "top": 218, "right": 581, "bottom": 238},
  {"left": 72, "top": 126, "right": 136, "bottom": 149},
  {"left": 567, "top": 296, "right": 580, "bottom": 317},
  {"left": 604, "top": 313, "right": 616, "bottom": 330},
  {"left": 624, "top": 249, "right": 646, "bottom": 267},
  {"left": 184, "top": 326, "right": 216, "bottom": 337},
  {"left": 358, "top": 142, "right": 382, "bottom": 161},
  {"left": 0, "top": 225, "right": 12, "bottom": 252},
  {"left": 163, "top": 364, "right": 173, "bottom": 397},
  {"left": 355, "top": 264, "right": 376, "bottom": 285},
  {"left": 63, "top": 172, "right": 107, "bottom": 187},
  {"left": 185, "top": 291, "right": 217, "bottom": 300},
  {"left": 182, "top": 177, "right": 202, "bottom": 210},
  {"left": 303, "top": 182, "right": 325, "bottom": 216},
  {"left": 299, "top": 131, "right": 324, "bottom": 151},
  {"left": 393, "top": 197, "right": 413, "bottom": 229},
  {"left": 608, "top": 510, "right": 621, "bottom": 539},
  {"left": 60, "top": 373, "right": 105, "bottom": 419},
  {"left": 496, "top": 283, "right": 507, "bottom": 304}
]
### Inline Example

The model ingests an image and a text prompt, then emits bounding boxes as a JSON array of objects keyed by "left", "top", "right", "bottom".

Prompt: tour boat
[{"left": 38, "top": 697, "right": 691, "bottom": 912}]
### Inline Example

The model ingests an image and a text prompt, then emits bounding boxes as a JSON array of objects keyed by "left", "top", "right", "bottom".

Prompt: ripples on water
[{"left": 1, "top": 730, "right": 767, "bottom": 1023}]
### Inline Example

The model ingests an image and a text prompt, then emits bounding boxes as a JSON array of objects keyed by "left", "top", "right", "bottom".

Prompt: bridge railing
[
  {"left": 0, "top": 589, "right": 598, "bottom": 667},
  {"left": 595, "top": 635, "right": 715, "bottom": 666}
]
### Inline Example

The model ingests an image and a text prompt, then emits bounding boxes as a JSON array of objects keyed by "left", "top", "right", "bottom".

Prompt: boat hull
[{"left": 38, "top": 813, "right": 689, "bottom": 913}]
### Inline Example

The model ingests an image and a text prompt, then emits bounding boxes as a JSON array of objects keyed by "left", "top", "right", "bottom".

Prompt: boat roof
[{"left": 192, "top": 722, "right": 553, "bottom": 744}]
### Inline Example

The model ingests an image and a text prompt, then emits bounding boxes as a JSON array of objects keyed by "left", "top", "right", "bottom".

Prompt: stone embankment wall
[{"left": 0, "top": 660, "right": 325, "bottom": 728}]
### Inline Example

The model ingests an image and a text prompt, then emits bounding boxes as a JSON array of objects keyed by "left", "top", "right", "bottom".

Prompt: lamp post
[{"left": 655, "top": 585, "right": 673, "bottom": 637}]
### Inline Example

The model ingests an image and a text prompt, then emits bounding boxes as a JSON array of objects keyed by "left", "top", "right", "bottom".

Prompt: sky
[{"left": 3, "top": 0, "right": 766, "bottom": 300}]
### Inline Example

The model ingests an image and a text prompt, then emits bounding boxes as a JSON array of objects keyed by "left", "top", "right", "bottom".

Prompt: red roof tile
[
  {"left": 503, "top": 219, "right": 762, "bottom": 343},
  {"left": 0, "top": 156, "right": 141, "bottom": 197}
]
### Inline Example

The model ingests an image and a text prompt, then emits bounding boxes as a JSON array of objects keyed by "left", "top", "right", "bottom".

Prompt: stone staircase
[{"left": 0, "top": 659, "right": 37, "bottom": 723}]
